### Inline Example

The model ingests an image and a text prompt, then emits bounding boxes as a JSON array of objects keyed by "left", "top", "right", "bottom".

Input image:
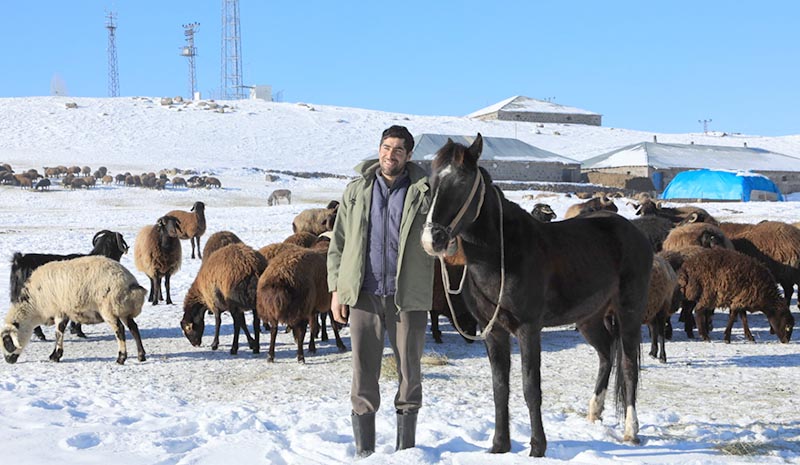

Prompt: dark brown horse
[{"left": 421, "top": 134, "right": 653, "bottom": 457}]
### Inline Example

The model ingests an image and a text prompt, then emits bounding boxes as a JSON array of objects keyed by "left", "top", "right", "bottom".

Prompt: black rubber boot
[
  {"left": 352, "top": 412, "right": 375, "bottom": 458},
  {"left": 395, "top": 410, "right": 418, "bottom": 451}
]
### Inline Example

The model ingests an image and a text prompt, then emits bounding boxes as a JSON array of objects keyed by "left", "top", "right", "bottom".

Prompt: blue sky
[{"left": 2, "top": 1, "right": 798, "bottom": 136}]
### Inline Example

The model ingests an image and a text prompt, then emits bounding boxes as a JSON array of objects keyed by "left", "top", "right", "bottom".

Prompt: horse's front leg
[
  {"left": 517, "top": 323, "right": 546, "bottom": 457},
  {"left": 484, "top": 327, "right": 512, "bottom": 454}
]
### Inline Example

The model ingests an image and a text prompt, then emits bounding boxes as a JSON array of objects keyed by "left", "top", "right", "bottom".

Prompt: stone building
[
  {"left": 581, "top": 141, "right": 800, "bottom": 194},
  {"left": 412, "top": 133, "right": 581, "bottom": 182},
  {"left": 468, "top": 95, "right": 602, "bottom": 126}
]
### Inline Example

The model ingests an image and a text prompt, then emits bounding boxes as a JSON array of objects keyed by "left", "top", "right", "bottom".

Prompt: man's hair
[{"left": 380, "top": 125, "right": 414, "bottom": 153}]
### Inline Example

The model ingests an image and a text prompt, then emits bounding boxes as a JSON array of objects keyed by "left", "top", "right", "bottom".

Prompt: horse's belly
[{"left": 541, "top": 287, "right": 614, "bottom": 327}]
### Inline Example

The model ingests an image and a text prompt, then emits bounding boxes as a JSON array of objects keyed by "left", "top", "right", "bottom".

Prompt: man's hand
[{"left": 331, "top": 291, "right": 349, "bottom": 324}]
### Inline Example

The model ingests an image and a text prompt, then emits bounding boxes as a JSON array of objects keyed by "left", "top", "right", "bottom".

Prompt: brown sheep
[
  {"left": 634, "top": 199, "right": 718, "bottom": 225},
  {"left": 677, "top": 248, "right": 794, "bottom": 343},
  {"left": 630, "top": 215, "right": 675, "bottom": 252},
  {"left": 202, "top": 230, "right": 243, "bottom": 261},
  {"left": 283, "top": 231, "right": 318, "bottom": 248},
  {"left": 724, "top": 221, "right": 800, "bottom": 306},
  {"left": 662, "top": 222, "right": 734, "bottom": 252},
  {"left": 642, "top": 255, "right": 680, "bottom": 363},
  {"left": 258, "top": 242, "right": 305, "bottom": 262},
  {"left": 181, "top": 243, "right": 267, "bottom": 355},
  {"left": 166, "top": 201, "right": 207, "bottom": 259},
  {"left": 204, "top": 177, "right": 222, "bottom": 188},
  {"left": 256, "top": 246, "right": 332, "bottom": 363},
  {"left": 171, "top": 176, "right": 187, "bottom": 188},
  {"left": 134, "top": 215, "right": 182, "bottom": 305},
  {"left": 563, "top": 195, "right": 617, "bottom": 219},
  {"left": 291, "top": 200, "right": 339, "bottom": 235}
]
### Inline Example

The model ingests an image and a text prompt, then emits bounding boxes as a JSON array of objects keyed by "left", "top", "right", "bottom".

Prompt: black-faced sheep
[
  {"left": 723, "top": 221, "right": 800, "bottom": 307},
  {"left": 677, "top": 248, "right": 794, "bottom": 343},
  {"left": 181, "top": 243, "right": 267, "bottom": 354},
  {"left": 267, "top": 188, "right": 292, "bottom": 206},
  {"left": 634, "top": 199, "right": 718, "bottom": 225},
  {"left": 563, "top": 195, "right": 617, "bottom": 219},
  {"left": 202, "top": 230, "right": 243, "bottom": 261},
  {"left": 291, "top": 200, "right": 340, "bottom": 235},
  {"left": 134, "top": 215, "right": 182, "bottom": 305},
  {"left": 662, "top": 222, "right": 734, "bottom": 252},
  {"left": 642, "top": 255, "right": 680, "bottom": 363},
  {"left": 166, "top": 201, "right": 206, "bottom": 259},
  {"left": 530, "top": 203, "right": 556, "bottom": 222},
  {"left": 10, "top": 229, "right": 130, "bottom": 340},
  {"left": 1, "top": 256, "right": 147, "bottom": 365}
]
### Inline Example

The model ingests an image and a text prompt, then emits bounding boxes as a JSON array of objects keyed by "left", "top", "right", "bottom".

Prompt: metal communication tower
[
  {"left": 181, "top": 22, "right": 200, "bottom": 99},
  {"left": 220, "top": 0, "right": 244, "bottom": 99},
  {"left": 698, "top": 118, "right": 712, "bottom": 134},
  {"left": 106, "top": 11, "right": 120, "bottom": 97}
]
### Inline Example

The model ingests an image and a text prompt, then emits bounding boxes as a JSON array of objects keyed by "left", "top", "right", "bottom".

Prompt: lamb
[
  {"left": 291, "top": 200, "right": 339, "bottom": 235},
  {"left": 662, "top": 222, "right": 734, "bottom": 252},
  {"left": 1, "top": 256, "right": 147, "bottom": 365},
  {"left": 677, "top": 248, "right": 794, "bottom": 343},
  {"left": 202, "top": 230, "right": 243, "bottom": 261},
  {"left": 181, "top": 243, "right": 267, "bottom": 354},
  {"left": 134, "top": 215, "right": 182, "bottom": 305},
  {"left": 642, "top": 255, "right": 680, "bottom": 363},
  {"left": 724, "top": 221, "right": 800, "bottom": 306},
  {"left": 267, "top": 188, "right": 292, "bottom": 206},
  {"left": 563, "top": 195, "right": 617, "bottom": 219},
  {"left": 10, "top": 229, "right": 130, "bottom": 340},
  {"left": 529, "top": 203, "right": 556, "bottom": 222},
  {"left": 166, "top": 201, "right": 207, "bottom": 259}
]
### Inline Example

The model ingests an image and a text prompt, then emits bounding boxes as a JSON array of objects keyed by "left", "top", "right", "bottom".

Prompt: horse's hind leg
[
  {"left": 517, "top": 323, "right": 546, "bottom": 457},
  {"left": 484, "top": 328, "right": 512, "bottom": 454},
  {"left": 616, "top": 314, "right": 643, "bottom": 444},
  {"left": 577, "top": 317, "right": 613, "bottom": 423}
]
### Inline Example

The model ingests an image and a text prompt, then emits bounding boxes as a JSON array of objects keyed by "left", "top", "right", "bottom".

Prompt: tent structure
[{"left": 660, "top": 169, "right": 784, "bottom": 202}]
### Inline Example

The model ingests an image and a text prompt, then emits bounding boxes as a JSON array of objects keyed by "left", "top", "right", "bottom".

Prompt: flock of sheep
[{"left": 1, "top": 165, "right": 797, "bottom": 367}]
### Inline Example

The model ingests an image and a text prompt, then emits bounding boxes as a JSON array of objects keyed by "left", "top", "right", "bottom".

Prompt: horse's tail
[{"left": 610, "top": 314, "right": 641, "bottom": 422}]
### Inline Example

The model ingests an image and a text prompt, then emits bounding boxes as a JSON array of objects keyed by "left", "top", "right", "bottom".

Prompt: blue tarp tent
[{"left": 661, "top": 169, "right": 783, "bottom": 201}]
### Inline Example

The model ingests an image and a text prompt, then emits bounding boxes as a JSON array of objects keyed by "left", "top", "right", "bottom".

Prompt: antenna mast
[
  {"left": 220, "top": 0, "right": 244, "bottom": 99},
  {"left": 106, "top": 11, "right": 120, "bottom": 97},
  {"left": 182, "top": 22, "right": 200, "bottom": 99}
]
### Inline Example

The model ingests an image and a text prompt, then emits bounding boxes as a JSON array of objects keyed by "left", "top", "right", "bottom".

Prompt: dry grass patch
[{"left": 380, "top": 351, "right": 449, "bottom": 380}]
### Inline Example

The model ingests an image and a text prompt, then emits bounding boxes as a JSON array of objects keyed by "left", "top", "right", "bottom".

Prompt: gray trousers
[{"left": 350, "top": 294, "right": 428, "bottom": 416}]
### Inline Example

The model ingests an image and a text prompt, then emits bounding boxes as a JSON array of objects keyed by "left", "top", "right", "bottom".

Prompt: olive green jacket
[{"left": 327, "top": 159, "right": 434, "bottom": 312}]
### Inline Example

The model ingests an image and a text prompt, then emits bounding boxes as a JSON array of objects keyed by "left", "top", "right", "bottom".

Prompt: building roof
[
  {"left": 581, "top": 141, "right": 800, "bottom": 172},
  {"left": 413, "top": 133, "right": 579, "bottom": 164},
  {"left": 467, "top": 95, "right": 600, "bottom": 118}
]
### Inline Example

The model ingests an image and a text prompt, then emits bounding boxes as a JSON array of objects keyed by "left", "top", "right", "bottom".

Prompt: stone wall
[
  {"left": 416, "top": 160, "right": 581, "bottom": 182},
  {"left": 474, "top": 111, "right": 602, "bottom": 126}
]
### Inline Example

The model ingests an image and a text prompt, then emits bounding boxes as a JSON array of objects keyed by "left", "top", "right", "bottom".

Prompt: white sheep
[{"left": 1, "top": 256, "right": 147, "bottom": 364}]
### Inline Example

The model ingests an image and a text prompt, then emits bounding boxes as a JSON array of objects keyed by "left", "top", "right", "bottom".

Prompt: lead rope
[{"left": 438, "top": 185, "right": 505, "bottom": 341}]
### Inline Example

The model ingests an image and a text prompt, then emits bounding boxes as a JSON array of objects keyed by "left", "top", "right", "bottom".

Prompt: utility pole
[
  {"left": 106, "top": 11, "right": 120, "bottom": 97},
  {"left": 181, "top": 22, "right": 200, "bottom": 100}
]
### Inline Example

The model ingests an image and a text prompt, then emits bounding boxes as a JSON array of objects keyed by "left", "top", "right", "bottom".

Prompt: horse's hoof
[
  {"left": 116, "top": 352, "right": 127, "bottom": 365},
  {"left": 623, "top": 434, "right": 641, "bottom": 445},
  {"left": 138, "top": 354, "right": 146, "bottom": 362},
  {"left": 489, "top": 443, "right": 511, "bottom": 454}
]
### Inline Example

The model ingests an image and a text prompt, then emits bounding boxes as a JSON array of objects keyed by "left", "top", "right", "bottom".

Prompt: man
[{"left": 327, "top": 125, "right": 434, "bottom": 457}]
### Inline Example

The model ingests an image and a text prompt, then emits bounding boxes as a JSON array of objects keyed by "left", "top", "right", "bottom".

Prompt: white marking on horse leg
[
  {"left": 588, "top": 389, "right": 606, "bottom": 422},
  {"left": 623, "top": 405, "right": 640, "bottom": 444}
]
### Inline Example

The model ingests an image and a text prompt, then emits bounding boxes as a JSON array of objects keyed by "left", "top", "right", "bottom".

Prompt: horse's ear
[{"left": 466, "top": 133, "right": 483, "bottom": 163}]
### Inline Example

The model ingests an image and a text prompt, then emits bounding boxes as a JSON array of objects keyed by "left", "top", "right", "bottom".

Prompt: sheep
[
  {"left": 256, "top": 246, "right": 330, "bottom": 363},
  {"left": 115, "top": 173, "right": 126, "bottom": 184},
  {"left": 10, "top": 229, "right": 130, "bottom": 341},
  {"left": 171, "top": 176, "right": 187, "bottom": 188},
  {"left": 677, "top": 248, "right": 794, "bottom": 343},
  {"left": 202, "top": 230, "right": 243, "bottom": 261},
  {"left": 180, "top": 243, "right": 266, "bottom": 354},
  {"left": 166, "top": 201, "right": 207, "bottom": 259},
  {"left": 529, "top": 203, "right": 556, "bottom": 222},
  {"left": 267, "top": 188, "right": 292, "bottom": 206},
  {"left": 724, "top": 221, "right": 800, "bottom": 306},
  {"left": 134, "top": 215, "right": 182, "bottom": 305},
  {"left": 563, "top": 195, "right": 617, "bottom": 219},
  {"left": 634, "top": 199, "right": 718, "bottom": 225},
  {"left": 1, "top": 256, "right": 147, "bottom": 365},
  {"left": 642, "top": 255, "right": 680, "bottom": 363},
  {"left": 283, "top": 231, "right": 319, "bottom": 248},
  {"left": 34, "top": 178, "right": 51, "bottom": 190},
  {"left": 291, "top": 200, "right": 340, "bottom": 235},
  {"left": 662, "top": 222, "right": 734, "bottom": 252},
  {"left": 101, "top": 175, "right": 114, "bottom": 185},
  {"left": 204, "top": 176, "right": 222, "bottom": 188},
  {"left": 630, "top": 215, "right": 675, "bottom": 252}
]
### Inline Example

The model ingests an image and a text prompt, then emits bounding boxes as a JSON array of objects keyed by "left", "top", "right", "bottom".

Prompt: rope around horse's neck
[{"left": 438, "top": 185, "right": 505, "bottom": 341}]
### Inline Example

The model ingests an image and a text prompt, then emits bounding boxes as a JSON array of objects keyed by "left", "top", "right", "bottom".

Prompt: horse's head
[{"left": 421, "top": 134, "right": 485, "bottom": 257}]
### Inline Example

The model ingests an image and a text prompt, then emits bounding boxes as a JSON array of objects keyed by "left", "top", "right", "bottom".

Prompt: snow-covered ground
[{"left": 1, "top": 97, "right": 799, "bottom": 464}]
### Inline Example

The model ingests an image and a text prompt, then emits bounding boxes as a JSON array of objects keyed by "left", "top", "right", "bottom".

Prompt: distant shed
[
  {"left": 468, "top": 95, "right": 602, "bottom": 126},
  {"left": 412, "top": 133, "right": 581, "bottom": 182}
]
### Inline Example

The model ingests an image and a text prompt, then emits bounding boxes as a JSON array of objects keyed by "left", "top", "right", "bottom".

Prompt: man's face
[{"left": 379, "top": 137, "right": 411, "bottom": 178}]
